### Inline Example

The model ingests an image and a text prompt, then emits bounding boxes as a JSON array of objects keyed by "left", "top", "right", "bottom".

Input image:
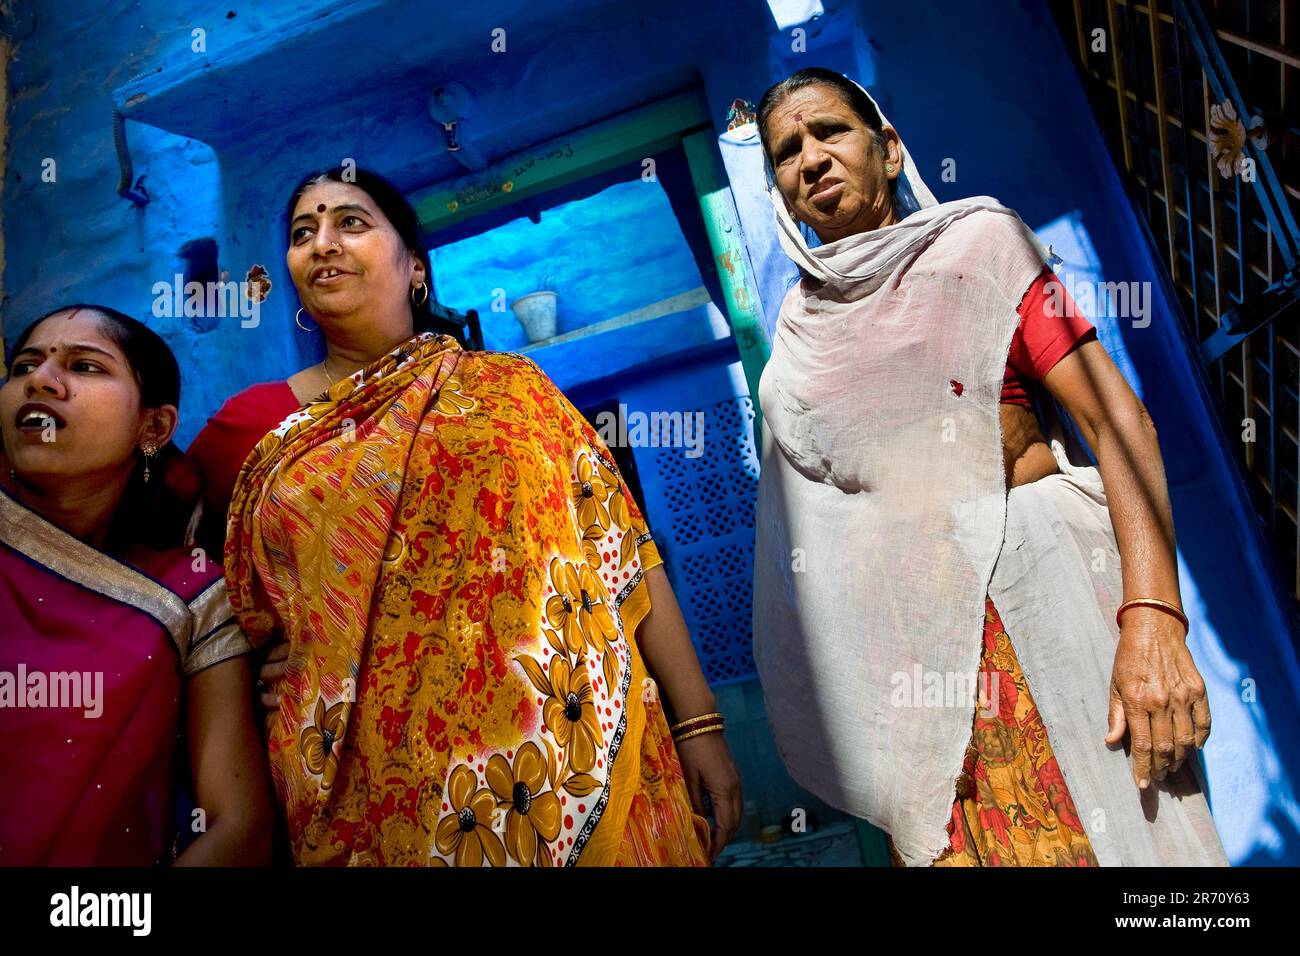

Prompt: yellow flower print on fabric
[
  {"left": 434, "top": 377, "right": 476, "bottom": 416},
  {"left": 485, "top": 742, "right": 563, "bottom": 866},
  {"left": 572, "top": 454, "right": 610, "bottom": 531},
  {"left": 515, "top": 651, "right": 602, "bottom": 775},
  {"left": 300, "top": 697, "right": 346, "bottom": 788},
  {"left": 434, "top": 765, "right": 507, "bottom": 867}
]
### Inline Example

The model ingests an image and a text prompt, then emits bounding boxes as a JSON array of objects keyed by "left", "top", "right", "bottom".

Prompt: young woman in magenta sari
[
  {"left": 189, "top": 168, "right": 742, "bottom": 866},
  {"left": 0, "top": 305, "right": 272, "bottom": 866}
]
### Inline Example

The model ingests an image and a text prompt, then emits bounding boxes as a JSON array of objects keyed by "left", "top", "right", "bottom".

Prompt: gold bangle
[
  {"left": 672, "top": 716, "right": 724, "bottom": 742},
  {"left": 1116, "top": 598, "right": 1189, "bottom": 634},
  {"left": 669, "top": 712, "right": 724, "bottom": 734},
  {"left": 673, "top": 724, "right": 724, "bottom": 743}
]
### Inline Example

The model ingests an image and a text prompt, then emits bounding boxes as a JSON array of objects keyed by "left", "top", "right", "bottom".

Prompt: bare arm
[
  {"left": 636, "top": 564, "right": 742, "bottom": 859},
  {"left": 1042, "top": 339, "right": 1211, "bottom": 788},
  {"left": 1043, "top": 340, "right": 1181, "bottom": 612},
  {"left": 638, "top": 565, "right": 717, "bottom": 724},
  {"left": 174, "top": 656, "right": 275, "bottom": 866}
]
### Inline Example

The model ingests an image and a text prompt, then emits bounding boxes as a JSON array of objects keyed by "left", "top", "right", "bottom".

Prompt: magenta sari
[{"left": 0, "top": 489, "right": 250, "bottom": 865}]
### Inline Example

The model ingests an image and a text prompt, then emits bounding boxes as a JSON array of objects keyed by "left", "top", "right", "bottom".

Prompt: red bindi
[
  {"left": 793, "top": 112, "right": 803, "bottom": 122},
  {"left": 317, "top": 203, "right": 326, "bottom": 212}
]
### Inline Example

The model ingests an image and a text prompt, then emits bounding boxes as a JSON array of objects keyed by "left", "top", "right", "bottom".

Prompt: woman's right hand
[
  {"left": 676, "top": 730, "right": 743, "bottom": 862},
  {"left": 257, "top": 641, "right": 290, "bottom": 710}
]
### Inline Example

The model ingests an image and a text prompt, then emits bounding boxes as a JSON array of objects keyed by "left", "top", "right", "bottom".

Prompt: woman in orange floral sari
[{"left": 217, "top": 167, "right": 741, "bottom": 866}]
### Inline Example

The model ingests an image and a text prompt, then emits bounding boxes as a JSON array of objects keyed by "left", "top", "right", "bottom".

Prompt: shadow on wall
[{"left": 1041, "top": 195, "right": 1300, "bottom": 869}]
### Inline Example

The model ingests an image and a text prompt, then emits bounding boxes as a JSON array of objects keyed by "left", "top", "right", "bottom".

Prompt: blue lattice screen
[{"left": 633, "top": 394, "right": 760, "bottom": 686}]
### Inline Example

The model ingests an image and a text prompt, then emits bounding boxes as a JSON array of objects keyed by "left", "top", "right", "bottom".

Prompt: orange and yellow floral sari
[
  {"left": 225, "top": 333, "right": 710, "bottom": 866},
  {"left": 886, "top": 596, "right": 1099, "bottom": 867}
]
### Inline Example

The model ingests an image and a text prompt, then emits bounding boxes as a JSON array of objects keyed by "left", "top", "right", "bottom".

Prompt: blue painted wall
[
  {"left": 1, "top": 0, "right": 785, "bottom": 447},
  {"left": 0, "top": 2, "right": 343, "bottom": 445},
  {"left": 5, "top": 0, "right": 1299, "bottom": 862},
  {"left": 432, "top": 175, "right": 707, "bottom": 351}
]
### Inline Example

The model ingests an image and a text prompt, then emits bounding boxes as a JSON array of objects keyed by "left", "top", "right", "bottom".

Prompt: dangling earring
[
  {"left": 141, "top": 442, "right": 158, "bottom": 483},
  {"left": 295, "top": 308, "right": 315, "bottom": 332},
  {"left": 411, "top": 283, "right": 429, "bottom": 308}
]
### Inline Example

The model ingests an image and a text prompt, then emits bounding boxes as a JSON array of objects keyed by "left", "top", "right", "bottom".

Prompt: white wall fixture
[
  {"left": 765, "top": 0, "right": 824, "bottom": 31},
  {"left": 428, "top": 82, "right": 487, "bottom": 171}
]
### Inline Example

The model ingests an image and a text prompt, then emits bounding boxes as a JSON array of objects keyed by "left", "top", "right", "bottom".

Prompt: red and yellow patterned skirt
[
  {"left": 891, "top": 596, "right": 1099, "bottom": 867},
  {"left": 612, "top": 687, "right": 713, "bottom": 866}
]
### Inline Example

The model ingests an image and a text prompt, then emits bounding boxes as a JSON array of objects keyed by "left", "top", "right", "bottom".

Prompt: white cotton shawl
[{"left": 752, "top": 84, "right": 1228, "bottom": 866}]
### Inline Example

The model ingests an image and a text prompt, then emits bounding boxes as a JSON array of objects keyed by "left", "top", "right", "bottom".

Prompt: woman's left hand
[
  {"left": 256, "top": 640, "right": 290, "bottom": 710},
  {"left": 675, "top": 731, "right": 743, "bottom": 862},
  {"left": 1105, "top": 607, "right": 1212, "bottom": 789}
]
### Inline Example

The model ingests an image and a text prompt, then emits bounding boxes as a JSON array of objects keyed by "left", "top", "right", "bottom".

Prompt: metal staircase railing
[{"left": 1053, "top": 0, "right": 1300, "bottom": 598}]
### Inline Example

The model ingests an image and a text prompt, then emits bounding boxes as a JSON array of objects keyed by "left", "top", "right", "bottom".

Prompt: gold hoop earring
[
  {"left": 411, "top": 283, "right": 429, "bottom": 308},
  {"left": 141, "top": 442, "right": 159, "bottom": 483},
  {"left": 295, "top": 308, "right": 315, "bottom": 332}
]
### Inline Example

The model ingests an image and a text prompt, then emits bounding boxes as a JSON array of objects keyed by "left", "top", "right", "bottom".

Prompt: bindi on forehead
[
  {"left": 793, "top": 112, "right": 803, "bottom": 122},
  {"left": 317, "top": 203, "right": 327, "bottom": 212}
]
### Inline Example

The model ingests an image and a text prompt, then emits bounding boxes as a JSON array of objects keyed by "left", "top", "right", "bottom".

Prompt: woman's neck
[
  {"left": 817, "top": 205, "right": 899, "bottom": 244},
  {"left": 324, "top": 341, "right": 393, "bottom": 375},
  {"left": 11, "top": 470, "right": 129, "bottom": 550},
  {"left": 320, "top": 312, "right": 415, "bottom": 374}
]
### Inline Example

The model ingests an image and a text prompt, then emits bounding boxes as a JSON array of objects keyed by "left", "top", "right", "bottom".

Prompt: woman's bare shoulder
[{"left": 285, "top": 367, "right": 327, "bottom": 406}]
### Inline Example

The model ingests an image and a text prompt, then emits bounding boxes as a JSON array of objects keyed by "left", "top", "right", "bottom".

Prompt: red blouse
[
  {"left": 1003, "top": 268, "right": 1097, "bottom": 408},
  {"left": 187, "top": 381, "right": 299, "bottom": 525}
]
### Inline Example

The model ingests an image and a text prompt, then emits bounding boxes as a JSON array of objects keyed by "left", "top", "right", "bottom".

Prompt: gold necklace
[
  {"left": 319, "top": 352, "right": 372, "bottom": 389},
  {"left": 319, "top": 355, "right": 340, "bottom": 388}
]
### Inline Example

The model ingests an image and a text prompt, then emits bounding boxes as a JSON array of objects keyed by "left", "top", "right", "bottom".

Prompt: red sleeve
[
  {"left": 186, "top": 382, "right": 298, "bottom": 523},
  {"left": 1007, "top": 268, "right": 1098, "bottom": 380}
]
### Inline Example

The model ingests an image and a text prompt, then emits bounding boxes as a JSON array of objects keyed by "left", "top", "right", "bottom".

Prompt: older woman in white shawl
[{"left": 751, "top": 67, "right": 1227, "bottom": 867}]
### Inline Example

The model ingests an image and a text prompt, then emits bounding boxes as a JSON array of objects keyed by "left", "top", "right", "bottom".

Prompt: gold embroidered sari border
[{"left": 0, "top": 489, "right": 191, "bottom": 651}]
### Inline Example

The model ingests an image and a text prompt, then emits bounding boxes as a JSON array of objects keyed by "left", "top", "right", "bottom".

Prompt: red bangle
[
  {"left": 669, "top": 712, "right": 724, "bottom": 734},
  {"left": 671, "top": 716, "right": 725, "bottom": 740}
]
